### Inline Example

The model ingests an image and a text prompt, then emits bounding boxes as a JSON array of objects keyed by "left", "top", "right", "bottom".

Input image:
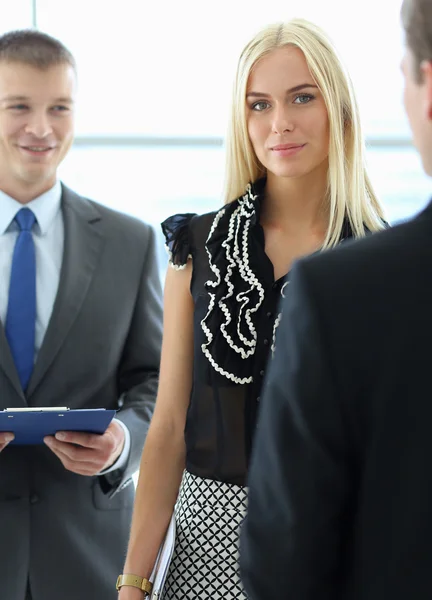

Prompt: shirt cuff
[{"left": 97, "top": 418, "right": 131, "bottom": 476}]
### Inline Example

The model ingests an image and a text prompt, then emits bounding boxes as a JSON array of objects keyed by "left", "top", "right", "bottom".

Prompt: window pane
[
  {"left": 58, "top": 143, "right": 431, "bottom": 284},
  {"left": 58, "top": 145, "right": 223, "bottom": 223},
  {"left": 0, "top": 0, "right": 33, "bottom": 32},
  {"left": 57, "top": 145, "right": 225, "bottom": 279},
  {"left": 59, "top": 145, "right": 429, "bottom": 225},
  {"left": 367, "top": 147, "right": 431, "bottom": 223},
  {"left": 37, "top": 0, "right": 406, "bottom": 137}
]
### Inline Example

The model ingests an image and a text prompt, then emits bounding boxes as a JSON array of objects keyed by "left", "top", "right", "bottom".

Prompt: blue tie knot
[{"left": 15, "top": 208, "right": 36, "bottom": 232}]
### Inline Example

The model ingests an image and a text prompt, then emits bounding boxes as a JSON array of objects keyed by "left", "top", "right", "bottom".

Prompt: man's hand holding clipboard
[
  {"left": 44, "top": 420, "right": 125, "bottom": 476},
  {"left": 0, "top": 431, "right": 14, "bottom": 452},
  {"left": 0, "top": 407, "right": 124, "bottom": 475}
]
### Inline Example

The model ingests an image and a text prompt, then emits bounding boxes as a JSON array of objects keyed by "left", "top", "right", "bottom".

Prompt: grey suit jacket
[{"left": 0, "top": 185, "right": 163, "bottom": 600}]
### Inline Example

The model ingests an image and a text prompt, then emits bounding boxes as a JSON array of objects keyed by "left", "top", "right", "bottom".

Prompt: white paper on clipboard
[{"left": 150, "top": 514, "right": 176, "bottom": 599}]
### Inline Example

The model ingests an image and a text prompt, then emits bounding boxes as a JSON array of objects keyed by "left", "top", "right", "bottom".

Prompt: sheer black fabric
[
  {"left": 161, "top": 212, "right": 195, "bottom": 268},
  {"left": 161, "top": 180, "right": 354, "bottom": 486}
]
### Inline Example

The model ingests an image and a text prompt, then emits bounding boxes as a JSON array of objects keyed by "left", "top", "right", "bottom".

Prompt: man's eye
[{"left": 10, "top": 104, "right": 28, "bottom": 110}]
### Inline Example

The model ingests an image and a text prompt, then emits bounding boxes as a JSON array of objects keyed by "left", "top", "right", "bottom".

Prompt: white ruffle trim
[
  {"left": 270, "top": 313, "right": 282, "bottom": 355},
  {"left": 165, "top": 244, "right": 192, "bottom": 270},
  {"left": 271, "top": 279, "right": 289, "bottom": 354},
  {"left": 200, "top": 185, "right": 267, "bottom": 384}
]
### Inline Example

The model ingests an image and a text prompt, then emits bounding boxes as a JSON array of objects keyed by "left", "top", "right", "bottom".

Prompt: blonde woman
[{"left": 117, "top": 18, "right": 386, "bottom": 600}]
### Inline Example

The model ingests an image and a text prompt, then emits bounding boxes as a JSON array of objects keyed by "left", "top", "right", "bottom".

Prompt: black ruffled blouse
[{"left": 161, "top": 179, "right": 354, "bottom": 486}]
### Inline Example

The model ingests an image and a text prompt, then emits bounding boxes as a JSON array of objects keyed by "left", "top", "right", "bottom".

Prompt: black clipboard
[{"left": 0, "top": 408, "right": 116, "bottom": 445}]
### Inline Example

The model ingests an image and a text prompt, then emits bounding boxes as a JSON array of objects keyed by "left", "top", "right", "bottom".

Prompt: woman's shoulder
[
  {"left": 161, "top": 200, "right": 243, "bottom": 269},
  {"left": 160, "top": 212, "right": 196, "bottom": 269}
]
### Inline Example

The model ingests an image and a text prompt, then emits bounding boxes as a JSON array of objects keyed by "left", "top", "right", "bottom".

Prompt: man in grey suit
[{"left": 0, "top": 31, "right": 163, "bottom": 600}]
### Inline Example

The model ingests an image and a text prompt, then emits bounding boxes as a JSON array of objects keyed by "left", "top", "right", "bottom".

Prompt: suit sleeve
[
  {"left": 101, "top": 224, "right": 163, "bottom": 496},
  {"left": 240, "top": 260, "right": 354, "bottom": 600}
]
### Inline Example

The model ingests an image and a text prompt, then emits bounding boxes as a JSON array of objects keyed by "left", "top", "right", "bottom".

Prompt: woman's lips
[{"left": 271, "top": 143, "right": 306, "bottom": 157}]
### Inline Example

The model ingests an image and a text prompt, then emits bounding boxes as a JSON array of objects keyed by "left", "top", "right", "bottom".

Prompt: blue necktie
[{"left": 5, "top": 208, "right": 36, "bottom": 391}]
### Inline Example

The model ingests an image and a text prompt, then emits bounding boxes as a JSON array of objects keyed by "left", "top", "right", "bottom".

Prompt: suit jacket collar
[
  {"left": 0, "top": 184, "right": 106, "bottom": 401},
  {"left": 26, "top": 184, "right": 106, "bottom": 400}
]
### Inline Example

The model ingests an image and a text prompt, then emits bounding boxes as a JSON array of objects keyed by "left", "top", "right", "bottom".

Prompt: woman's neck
[{"left": 260, "top": 166, "right": 329, "bottom": 234}]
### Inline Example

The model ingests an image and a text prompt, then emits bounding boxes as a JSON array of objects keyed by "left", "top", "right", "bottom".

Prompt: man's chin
[{"left": 19, "top": 167, "right": 56, "bottom": 186}]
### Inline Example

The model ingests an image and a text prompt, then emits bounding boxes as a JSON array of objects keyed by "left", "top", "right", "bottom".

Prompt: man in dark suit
[
  {"left": 0, "top": 31, "right": 163, "bottom": 600},
  {"left": 240, "top": 1, "right": 432, "bottom": 599}
]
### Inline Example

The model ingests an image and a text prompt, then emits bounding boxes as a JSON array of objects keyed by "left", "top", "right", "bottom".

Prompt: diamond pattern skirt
[{"left": 162, "top": 470, "right": 248, "bottom": 599}]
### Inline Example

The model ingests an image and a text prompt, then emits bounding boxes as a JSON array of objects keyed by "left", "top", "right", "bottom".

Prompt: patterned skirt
[{"left": 162, "top": 470, "right": 248, "bottom": 599}]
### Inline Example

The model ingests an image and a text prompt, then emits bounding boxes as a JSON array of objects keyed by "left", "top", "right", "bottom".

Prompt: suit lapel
[
  {"left": 26, "top": 185, "right": 105, "bottom": 399},
  {"left": 0, "top": 324, "right": 26, "bottom": 401}
]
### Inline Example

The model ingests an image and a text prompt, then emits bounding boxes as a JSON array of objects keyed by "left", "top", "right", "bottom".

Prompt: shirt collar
[{"left": 0, "top": 181, "right": 62, "bottom": 235}]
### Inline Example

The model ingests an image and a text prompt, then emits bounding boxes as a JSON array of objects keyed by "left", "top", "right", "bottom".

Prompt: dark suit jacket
[
  {"left": 0, "top": 185, "right": 163, "bottom": 600},
  {"left": 241, "top": 201, "right": 432, "bottom": 600}
]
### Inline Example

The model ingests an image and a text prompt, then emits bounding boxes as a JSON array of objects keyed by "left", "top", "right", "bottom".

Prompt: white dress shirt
[{"left": 0, "top": 182, "right": 130, "bottom": 474}]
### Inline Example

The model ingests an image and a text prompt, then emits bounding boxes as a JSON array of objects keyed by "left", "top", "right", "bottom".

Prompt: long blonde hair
[{"left": 223, "top": 18, "right": 385, "bottom": 247}]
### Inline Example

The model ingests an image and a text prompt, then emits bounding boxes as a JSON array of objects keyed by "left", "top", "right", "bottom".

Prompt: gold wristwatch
[{"left": 116, "top": 574, "right": 153, "bottom": 596}]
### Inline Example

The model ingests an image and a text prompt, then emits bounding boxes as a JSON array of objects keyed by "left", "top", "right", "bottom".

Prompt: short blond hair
[{"left": 0, "top": 30, "right": 76, "bottom": 72}]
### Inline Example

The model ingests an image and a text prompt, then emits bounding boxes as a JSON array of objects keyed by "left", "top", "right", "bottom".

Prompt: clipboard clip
[{"left": 3, "top": 407, "right": 70, "bottom": 412}]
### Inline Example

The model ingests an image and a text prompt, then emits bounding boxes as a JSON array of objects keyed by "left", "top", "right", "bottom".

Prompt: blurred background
[{"left": 2, "top": 0, "right": 430, "bottom": 280}]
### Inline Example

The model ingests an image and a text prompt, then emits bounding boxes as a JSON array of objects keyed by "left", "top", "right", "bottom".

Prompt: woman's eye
[
  {"left": 293, "top": 94, "right": 314, "bottom": 105},
  {"left": 252, "top": 101, "right": 270, "bottom": 112}
]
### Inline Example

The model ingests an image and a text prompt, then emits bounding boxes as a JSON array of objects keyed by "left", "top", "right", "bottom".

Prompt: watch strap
[{"left": 116, "top": 573, "right": 153, "bottom": 595}]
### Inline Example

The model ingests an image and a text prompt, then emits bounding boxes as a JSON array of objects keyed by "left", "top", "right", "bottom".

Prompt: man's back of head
[{"left": 401, "top": 0, "right": 432, "bottom": 176}]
